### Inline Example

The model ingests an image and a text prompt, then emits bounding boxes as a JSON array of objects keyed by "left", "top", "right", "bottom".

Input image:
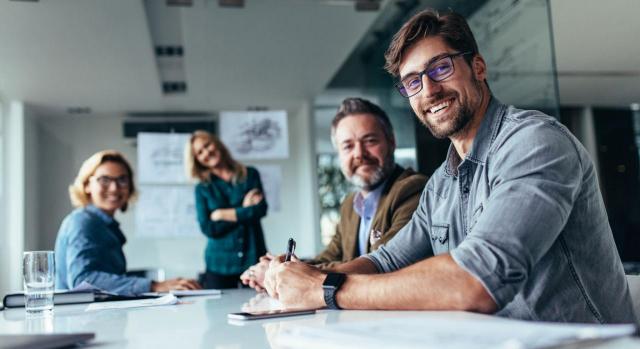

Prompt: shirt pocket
[{"left": 430, "top": 223, "right": 450, "bottom": 255}]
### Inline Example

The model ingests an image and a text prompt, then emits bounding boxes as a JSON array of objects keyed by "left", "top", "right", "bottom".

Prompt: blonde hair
[
  {"left": 68, "top": 150, "right": 137, "bottom": 212},
  {"left": 184, "top": 130, "right": 247, "bottom": 183}
]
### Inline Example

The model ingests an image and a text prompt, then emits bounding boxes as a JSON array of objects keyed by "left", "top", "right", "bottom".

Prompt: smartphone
[{"left": 227, "top": 308, "right": 316, "bottom": 320}]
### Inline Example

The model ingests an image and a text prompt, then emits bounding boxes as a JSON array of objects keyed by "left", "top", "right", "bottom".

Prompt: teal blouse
[{"left": 194, "top": 166, "right": 267, "bottom": 275}]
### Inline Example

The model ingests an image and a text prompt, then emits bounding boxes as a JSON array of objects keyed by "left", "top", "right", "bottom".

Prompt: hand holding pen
[{"left": 285, "top": 238, "right": 296, "bottom": 262}]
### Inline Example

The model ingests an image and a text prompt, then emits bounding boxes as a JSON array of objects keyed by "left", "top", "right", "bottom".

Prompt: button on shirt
[
  {"left": 54, "top": 205, "right": 151, "bottom": 296},
  {"left": 365, "top": 97, "right": 636, "bottom": 323},
  {"left": 353, "top": 181, "right": 386, "bottom": 256}
]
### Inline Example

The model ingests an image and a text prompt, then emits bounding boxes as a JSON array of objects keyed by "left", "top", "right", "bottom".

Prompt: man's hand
[
  {"left": 150, "top": 278, "right": 201, "bottom": 292},
  {"left": 242, "top": 189, "right": 264, "bottom": 207},
  {"left": 265, "top": 256, "right": 326, "bottom": 309},
  {"left": 240, "top": 253, "right": 273, "bottom": 292}
]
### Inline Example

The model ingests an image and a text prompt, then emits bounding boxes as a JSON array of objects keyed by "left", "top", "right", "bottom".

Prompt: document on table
[
  {"left": 141, "top": 289, "right": 222, "bottom": 298},
  {"left": 85, "top": 294, "right": 179, "bottom": 311},
  {"left": 170, "top": 289, "right": 221, "bottom": 297},
  {"left": 278, "top": 315, "right": 637, "bottom": 349}
]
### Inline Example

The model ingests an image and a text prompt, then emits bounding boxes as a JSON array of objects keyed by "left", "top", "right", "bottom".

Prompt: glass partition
[{"left": 314, "top": 0, "right": 559, "bottom": 247}]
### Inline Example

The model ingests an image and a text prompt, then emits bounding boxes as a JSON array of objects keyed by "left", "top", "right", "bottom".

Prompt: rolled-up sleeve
[{"left": 451, "top": 122, "right": 582, "bottom": 309}]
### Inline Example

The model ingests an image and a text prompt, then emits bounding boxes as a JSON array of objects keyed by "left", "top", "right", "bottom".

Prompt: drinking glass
[{"left": 23, "top": 251, "right": 55, "bottom": 313}]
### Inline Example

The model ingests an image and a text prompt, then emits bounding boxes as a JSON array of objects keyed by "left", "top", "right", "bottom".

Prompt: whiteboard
[{"left": 134, "top": 185, "right": 200, "bottom": 238}]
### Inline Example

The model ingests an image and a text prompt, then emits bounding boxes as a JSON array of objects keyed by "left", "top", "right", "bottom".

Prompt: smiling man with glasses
[{"left": 264, "top": 9, "right": 635, "bottom": 324}]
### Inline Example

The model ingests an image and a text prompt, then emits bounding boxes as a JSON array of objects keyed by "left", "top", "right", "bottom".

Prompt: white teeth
[{"left": 429, "top": 100, "right": 451, "bottom": 114}]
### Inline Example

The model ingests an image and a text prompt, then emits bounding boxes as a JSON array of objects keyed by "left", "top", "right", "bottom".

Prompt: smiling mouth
[{"left": 427, "top": 98, "right": 454, "bottom": 116}]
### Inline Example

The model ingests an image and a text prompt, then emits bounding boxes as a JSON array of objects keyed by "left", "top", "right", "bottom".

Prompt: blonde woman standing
[
  {"left": 55, "top": 150, "right": 200, "bottom": 295},
  {"left": 186, "top": 131, "right": 268, "bottom": 289}
]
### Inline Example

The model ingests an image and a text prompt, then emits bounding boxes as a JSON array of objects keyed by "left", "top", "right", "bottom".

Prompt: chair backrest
[{"left": 626, "top": 274, "right": 640, "bottom": 319}]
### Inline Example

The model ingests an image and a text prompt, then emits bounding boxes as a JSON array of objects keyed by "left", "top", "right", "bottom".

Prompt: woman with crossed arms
[{"left": 185, "top": 130, "right": 268, "bottom": 289}]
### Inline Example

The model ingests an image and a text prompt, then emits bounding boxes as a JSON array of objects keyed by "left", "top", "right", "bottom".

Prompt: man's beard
[
  {"left": 348, "top": 153, "right": 395, "bottom": 191},
  {"left": 418, "top": 79, "right": 482, "bottom": 139}
]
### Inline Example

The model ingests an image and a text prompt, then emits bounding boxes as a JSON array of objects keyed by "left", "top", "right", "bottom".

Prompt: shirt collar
[
  {"left": 445, "top": 96, "right": 505, "bottom": 175},
  {"left": 353, "top": 179, "right": 387, "bottom": 219},
  {"left": 86, "top": 204, "right": 119, "bottom": 228}
]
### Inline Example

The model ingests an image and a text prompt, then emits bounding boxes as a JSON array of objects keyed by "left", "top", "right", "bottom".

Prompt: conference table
[{"left": 0, "top": 288, "right": 638, "bottom": 348}]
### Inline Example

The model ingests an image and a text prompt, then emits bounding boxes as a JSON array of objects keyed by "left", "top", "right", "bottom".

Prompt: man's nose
[
  {"left": 420, "top": 74, "right": 442, "bottom": 98},
  {"left": 353, "top": 141, "right": 367, "bottom": 159}
]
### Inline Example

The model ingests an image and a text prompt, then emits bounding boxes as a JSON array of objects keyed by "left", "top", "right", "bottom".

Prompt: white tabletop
[{"left": 1, "top": 288, "right": 638, "bottom": 349}]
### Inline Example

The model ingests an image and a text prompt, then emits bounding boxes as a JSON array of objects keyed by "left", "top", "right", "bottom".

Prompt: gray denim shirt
[{"left": 365, "top": 97, "right": 636, "bottom": 323}]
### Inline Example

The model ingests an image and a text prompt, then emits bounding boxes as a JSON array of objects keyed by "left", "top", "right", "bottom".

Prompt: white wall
[
  {"left": 0, "top": 101, "right": 39, "bottom": 296},
  {"left": 34, "top": 104, "right": 318, "bottom": 281}
]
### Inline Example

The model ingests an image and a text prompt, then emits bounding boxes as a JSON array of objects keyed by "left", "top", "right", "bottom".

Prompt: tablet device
[{"left": 228, "top": 308, "right": 316, "bottom": 320}]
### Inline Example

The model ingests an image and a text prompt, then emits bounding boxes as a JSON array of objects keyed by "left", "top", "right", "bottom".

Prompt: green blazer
[
  {"left": 310, "top": 165, "right": 427, "bottom": 268},
  {"left": 194, "top": 166, "right": 267, "bottom": 275}
]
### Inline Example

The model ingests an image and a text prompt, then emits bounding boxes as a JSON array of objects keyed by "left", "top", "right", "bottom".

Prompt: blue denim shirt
[
  {"left": 54, "top": 205, "right": 151, "bottom": 295},
  {"left": 366, "top": 97, "right": 636, "bottom": 323}
]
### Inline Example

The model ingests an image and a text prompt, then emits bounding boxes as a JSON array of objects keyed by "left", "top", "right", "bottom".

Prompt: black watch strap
[{"left": 322, "top": 273, "right": 346, "bottom": 310}]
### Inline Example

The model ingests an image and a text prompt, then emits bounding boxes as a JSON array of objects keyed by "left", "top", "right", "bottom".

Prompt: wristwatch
[{"left": 322, "top": 272, "right": 346, "bottom": 309}]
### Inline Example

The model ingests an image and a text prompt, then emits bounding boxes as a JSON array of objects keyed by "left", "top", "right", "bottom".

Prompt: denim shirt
[
  {"left": 54, "top": 205, "right": 151, "bottom": 296},
  {"left": 366, "top": 97, "right": 636, "bottom": 323}
]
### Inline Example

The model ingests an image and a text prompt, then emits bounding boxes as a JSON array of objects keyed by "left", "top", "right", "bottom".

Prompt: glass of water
[{"left": 23, "top": 251, "right": 55, "bottom": 314}]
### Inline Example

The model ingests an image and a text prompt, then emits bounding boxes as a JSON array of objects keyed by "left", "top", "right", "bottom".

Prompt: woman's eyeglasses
[{"left": 93, "top": 175, "right": 130, "bottom": 188}]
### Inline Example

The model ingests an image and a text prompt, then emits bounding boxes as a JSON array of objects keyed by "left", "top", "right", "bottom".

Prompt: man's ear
[{"left": 472, "top": 54, "right": 487, "bottom": 81}]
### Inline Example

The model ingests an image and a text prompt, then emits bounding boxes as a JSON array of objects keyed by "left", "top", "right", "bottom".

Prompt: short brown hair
[
  {"left": 331, "top": 97, "right": 395, "bottom": 145},
  {"left": 69, "top": 150, "right": 136, "bottom": 212},
  {"left": 184, "top": 130, "right": 247, "bottom": 183},
  {"left": 384, "top": 9, "right": 479, "bottom": 77}
]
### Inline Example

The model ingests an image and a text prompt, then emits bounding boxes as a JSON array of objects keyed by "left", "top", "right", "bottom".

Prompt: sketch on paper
[
  {"left": 138, "top": 132, "right": 191, "bottom": 184},
  {"left": 253, "top": 164, "right": 282, "bottom": 212},
  {"left": 219, "top": 111, "right": 289, "bottom": 160},
  {"left": 135, "top": 185, "right": 200, "bottom": 238}
]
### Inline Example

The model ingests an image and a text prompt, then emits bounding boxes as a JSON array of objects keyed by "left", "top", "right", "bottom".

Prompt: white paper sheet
[
  {"left": 85, "top": 294, "right": 179, "bottom": 311},
  {"left": 278, "top": 315, "right": 637, "bottom": 349},
  {"left": 169, "top": 289, "right": 221, "bottom": 297},
  {"left": 219, "top": 111, "right": 289, "bottom": 160},
  {"left": 137, "top": 132, "right": 191, "bottom": 184}
]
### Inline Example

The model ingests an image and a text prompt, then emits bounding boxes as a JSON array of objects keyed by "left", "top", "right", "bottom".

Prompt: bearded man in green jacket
[{"left": 241, "top": 97, "right": 427, "bottom": 290}]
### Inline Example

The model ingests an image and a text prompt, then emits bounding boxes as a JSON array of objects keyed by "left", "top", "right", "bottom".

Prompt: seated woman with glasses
[
  {"left": 185, "top": 131, "right": 268, "bottom": 289},
  {"left": 54, "top": 150, "right": 201, "bottom": 295}
]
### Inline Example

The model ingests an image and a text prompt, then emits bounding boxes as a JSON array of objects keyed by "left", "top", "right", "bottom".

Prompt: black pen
[{"left": 285, "top": 238, "right": 296, "bottom": 262}]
